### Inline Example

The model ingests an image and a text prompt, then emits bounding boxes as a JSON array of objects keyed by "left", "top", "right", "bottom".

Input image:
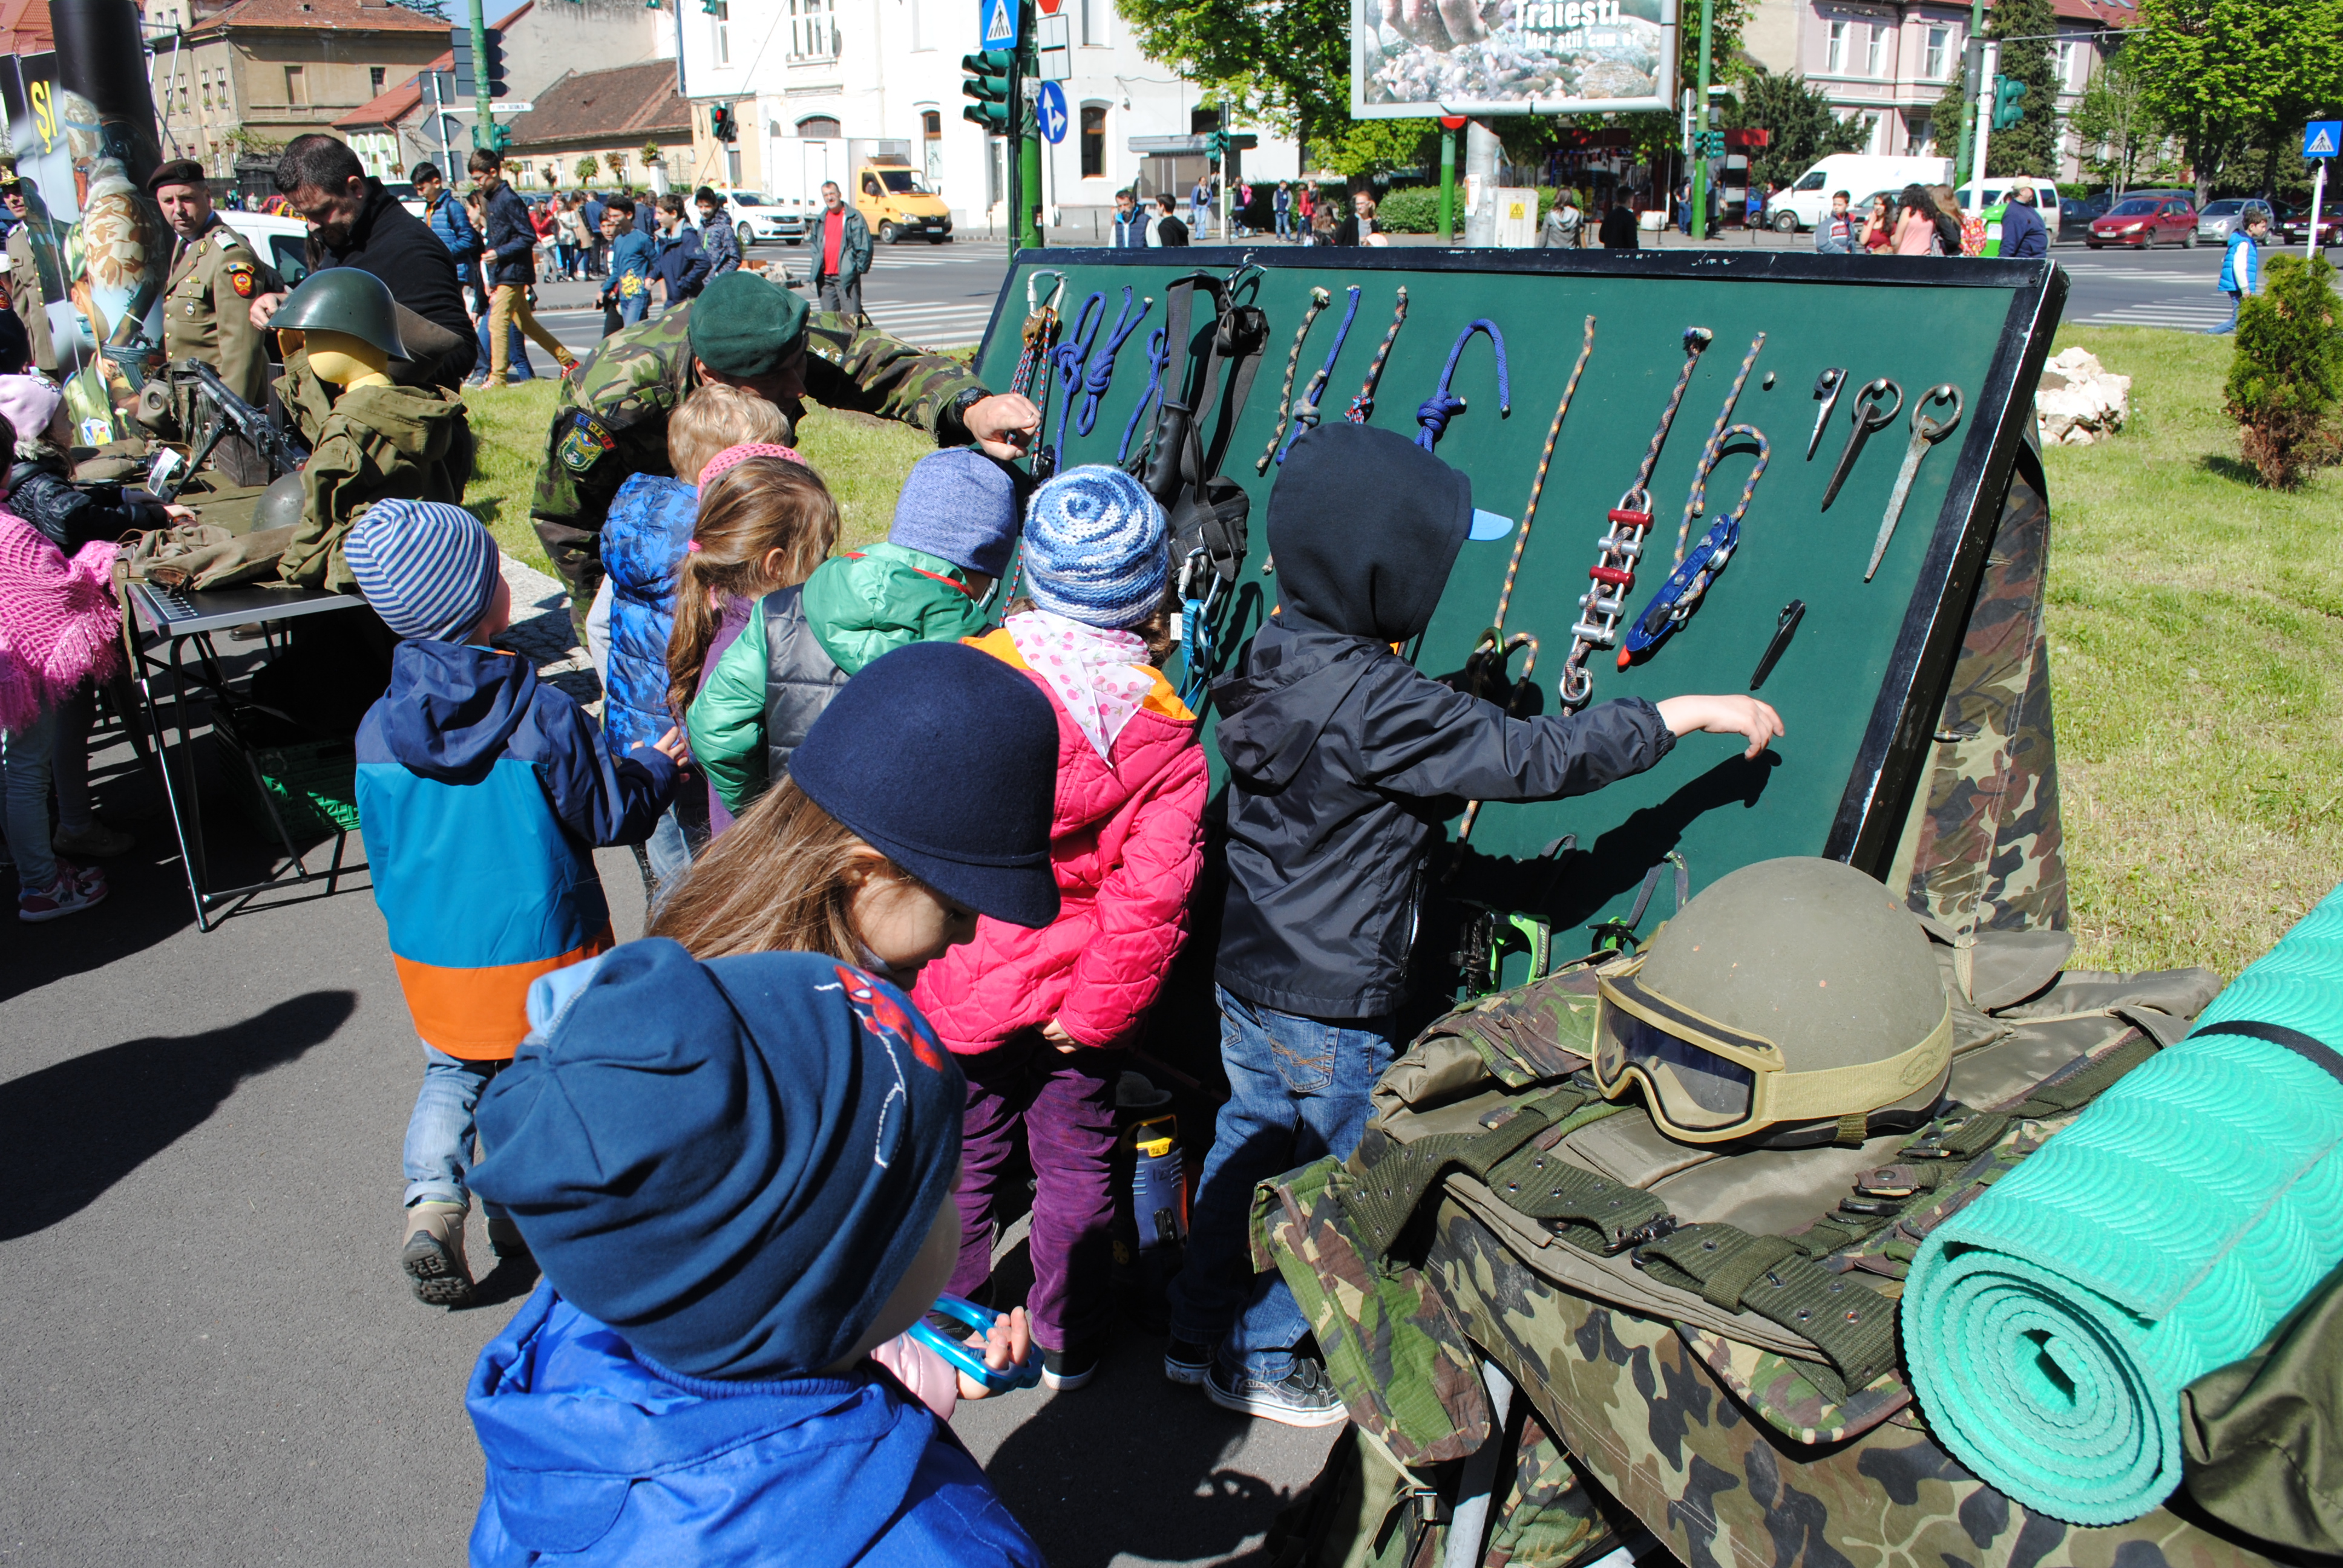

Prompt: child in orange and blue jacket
[{"left": 347, "top": 500, "right": 683, "bottom": 1307}]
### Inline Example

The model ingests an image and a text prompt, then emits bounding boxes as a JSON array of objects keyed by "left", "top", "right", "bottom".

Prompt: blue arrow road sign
[
  {"left": 980, "top": 0, "right": 1017, "bottom": 50},
  {"left": 2306, "top": 121, "right": 2340, "bottom": 158},
  {"left": 1037, "top": 80, "right": 1068, "bottom": 144}
]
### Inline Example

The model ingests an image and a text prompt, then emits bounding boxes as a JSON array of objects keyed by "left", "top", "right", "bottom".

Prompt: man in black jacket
[
  {"left": 249, "top": 135, "right": 476, "bottom": 387},
  {"left": 1162, "top": 422, "right": 1783, "bottom": 1426},
  {"left": 471, "top": 148, "right": 579, "bottom": 387}
]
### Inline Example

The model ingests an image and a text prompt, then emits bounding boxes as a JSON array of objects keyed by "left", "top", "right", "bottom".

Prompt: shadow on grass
[{"left": 2196, "top": 452, "right": 2264, "bottom": 486}]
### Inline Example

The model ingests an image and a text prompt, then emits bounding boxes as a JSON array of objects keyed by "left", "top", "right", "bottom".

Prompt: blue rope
[
  {"left": 1416, "top": 318, "right": 1510, "bottom": 451},
  {"left": 1118, "top": 325, "right": 1171, "bottom": 467},
  {"left": 1277, "top": 284, "right": 1361, "bottom": 465},
  {"left": 1076, "top": 288, "right": 1150, "bottom": 438},
  {"left": 1047, "top": 292, "right": 1106, "bottom": 469}
]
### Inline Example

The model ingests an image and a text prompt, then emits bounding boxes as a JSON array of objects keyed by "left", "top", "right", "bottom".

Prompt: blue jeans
[
  {"left": 1, "top": 699, "right": 62, "bottom": 893},
  {"left": 1167, "top": 986, "right": 1398, "bottom": 1380},
  {"left": 1276, "top": 209, "right": 1292, "bottom": 239},
  {"left": 403, "top": 1047, "right": 508, "bottom": 1210},
  {"left": 2208, "top": 289, "right": 2243, "bottom": 334}
]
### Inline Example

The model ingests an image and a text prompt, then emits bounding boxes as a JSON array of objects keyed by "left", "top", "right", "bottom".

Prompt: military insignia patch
[
  {"left": 228, "top": 263, "right": 256, "bottom": 298},
  {"left": 557, "top": 411, "right": 617, "bottom": 475}
]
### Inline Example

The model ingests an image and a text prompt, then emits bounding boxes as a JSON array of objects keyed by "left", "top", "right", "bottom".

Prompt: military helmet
[
  {"left": 272, "top": 267, "right": 411, "bottom": 361},
  {"left": 1590, "top": 857, "right": 1952, "bottom": 1148},
  {"left": 252, "top": 471, "right": 307, "bottom": 534}
]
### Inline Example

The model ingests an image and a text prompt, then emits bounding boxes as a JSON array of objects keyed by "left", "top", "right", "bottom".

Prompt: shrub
[
  {"left": 2224, "top": 253, "right": 2343, "bottom": 489},
  {"left": 1374, "top": 183, "right": 1562, "bottom": 235}
]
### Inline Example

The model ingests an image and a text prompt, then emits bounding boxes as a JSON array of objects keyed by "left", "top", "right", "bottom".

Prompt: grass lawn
[{"left": 457, "top": 326, "right": 2341, "bottom": 984}]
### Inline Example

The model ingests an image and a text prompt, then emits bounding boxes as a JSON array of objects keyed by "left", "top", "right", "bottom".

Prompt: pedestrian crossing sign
[
  {"left": 2307, "top": 121, "right": 2341, "bottom": 158},
  {"left": 980, "top": 0, "right": 1017, "bottom": 50}
]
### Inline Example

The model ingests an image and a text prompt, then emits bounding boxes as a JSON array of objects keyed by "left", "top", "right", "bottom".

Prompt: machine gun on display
[{"left": 139, "top": 359, "right": 311, "bottom": 500}]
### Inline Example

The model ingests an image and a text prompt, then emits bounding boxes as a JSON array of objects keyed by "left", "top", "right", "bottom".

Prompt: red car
[{"left": 2089, "top": 195, "right": 2199, "bottom": 247}]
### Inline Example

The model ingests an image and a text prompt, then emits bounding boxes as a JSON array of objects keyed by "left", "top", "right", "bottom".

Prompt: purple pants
[{"left": 949, "top": 1035, "right": 1119, "bottom": 1356}]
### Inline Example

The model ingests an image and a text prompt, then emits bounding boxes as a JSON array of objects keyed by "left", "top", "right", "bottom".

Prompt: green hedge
[{"left": 1374, "top": 183, "right": 1571, "bottom": 234}]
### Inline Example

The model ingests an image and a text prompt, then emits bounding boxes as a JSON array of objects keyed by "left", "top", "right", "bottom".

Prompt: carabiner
[{"left": 1026, "top": 270, "right": 1067, "bottom": 316}]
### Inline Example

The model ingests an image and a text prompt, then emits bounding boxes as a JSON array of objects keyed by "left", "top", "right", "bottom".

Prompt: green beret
[{"left": 687, "top": 272, "right": 810, "bottom": 378}]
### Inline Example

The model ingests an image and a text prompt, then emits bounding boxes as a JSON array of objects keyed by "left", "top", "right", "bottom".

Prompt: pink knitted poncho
[{"left": 0, "top": 510, "right": 123, "bottom": 734}]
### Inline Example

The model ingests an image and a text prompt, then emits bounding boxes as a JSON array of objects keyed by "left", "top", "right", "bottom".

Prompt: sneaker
[
  {"left": 53, "top": 820, "right": 134, "bottom": 858},
  {"left": 18, "top": 871, "right": 105, "bottom": 923},
  {"left": 1042, "top": 1346, "right": 1099, "bottom": 1391},
  {"left": 1164, "top": 1336, "right": 1212, "bottom": 1387},
  {"left": 401, "top": 1201, "right": 476, "bottom": 1307},
  {"left": 485, "top": 1215, "right": 531, "bottom": 1261},
  {"left": 1204, "top": 1357, "right": 1349, "bottom": 1428}
]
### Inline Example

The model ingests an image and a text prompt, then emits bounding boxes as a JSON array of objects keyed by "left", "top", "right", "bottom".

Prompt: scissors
[
  {"left": 907, "top": 1294, "right": 1042, "bottom": 1393},
  {"left": 1865, "top": 385, "right": 1964, "bottom": 583},
  {"left": 1820, "top": 377, "right": 1901, "bottom": 512},
  {"left": 1806, "top": 368, "right": 1847, "bottom": 460}
]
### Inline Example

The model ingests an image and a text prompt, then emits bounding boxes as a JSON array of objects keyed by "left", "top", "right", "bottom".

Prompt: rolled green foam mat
[{"left": 1902, "top": 884, "right": 2343, "bottom": 1526}]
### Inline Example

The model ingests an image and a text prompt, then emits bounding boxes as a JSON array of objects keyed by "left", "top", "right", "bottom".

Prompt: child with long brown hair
[{"left": 665, "top": 448, "right": 840, "bottom": 835}]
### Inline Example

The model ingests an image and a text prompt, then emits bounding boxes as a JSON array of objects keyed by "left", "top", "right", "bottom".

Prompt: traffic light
[
  {"left": 1991, "top": 74, "right": 2028, "bottom": 130},
  {"left": 450, "top": 27, "right": 508, "bottom": 97},
  {"left": 711, "top": 104, "right": 738, "bottom": 143},
  {"left": 1207, "top": 127, "right": 1228, "bottom": 166},
  {"left": 961, "top": 50, "right": 1014, "bottom": 133}
]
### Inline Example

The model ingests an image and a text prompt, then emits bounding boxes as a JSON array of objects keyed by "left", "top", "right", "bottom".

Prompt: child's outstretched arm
[
  {"left": 539, "top": 702, "right": 681, "bottom": 847},
  {"left": 1654, "top": 694, "right": 1783, "bottom": 759},
  {"left": 685, "top": 611, "right": 772, "bottom": 814}
]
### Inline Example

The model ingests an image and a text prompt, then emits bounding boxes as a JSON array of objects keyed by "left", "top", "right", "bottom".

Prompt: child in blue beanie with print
[
  {"left": 915, "top": 466, "right": 1207, "bottom": 1391},
  {"left": 467, "top": 639, "right": 1061, "bottom": 1566},
  {"left": 687, "top": 445, "right": 1024, "bottom": 818}
]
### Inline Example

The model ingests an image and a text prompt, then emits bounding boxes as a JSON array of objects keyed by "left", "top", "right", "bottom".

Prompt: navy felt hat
[{"left": 790, "top": 639, "right": 1061, "bottom": 929}]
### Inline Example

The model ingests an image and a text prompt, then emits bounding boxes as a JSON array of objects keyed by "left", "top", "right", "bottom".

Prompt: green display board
[{"left": 973, "top": 247, "right": 2066, "bottom": 942}]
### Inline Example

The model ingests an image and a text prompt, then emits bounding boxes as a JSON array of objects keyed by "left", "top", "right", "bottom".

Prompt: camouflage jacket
[{"left": 529, "top": 304, "right": 989, "bottom": 537}]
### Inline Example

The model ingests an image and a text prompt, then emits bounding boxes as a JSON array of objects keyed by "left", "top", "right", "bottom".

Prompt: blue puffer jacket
[
  {"left": 2218, "top": 229, "right": 2261, "bottom": 296},
  {"left": 600, "top": 472, "right": 699, "bottom": 752},
  {"left": 468, "top": 1285, "right": 1046, "bottom": 1568}
]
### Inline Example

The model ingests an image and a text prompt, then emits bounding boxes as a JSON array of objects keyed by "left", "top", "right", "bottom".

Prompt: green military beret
[{"left": 687, "top": 272, "right": 810, "bottom": 378}]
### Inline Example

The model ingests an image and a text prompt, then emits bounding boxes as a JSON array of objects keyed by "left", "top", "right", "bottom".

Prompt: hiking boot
[
  {"left": 1163, "top": 1336, "right": 1212, "bottom": 1387},
  {"left": 485, "top": 1215, "right": 530, "bottom": 1261},
  {"left": 1205, "top": 1357, "right": 1348, "bottom": 1428},
  {"left": 1042, "top": 1345, "right": 1100, "bottom": 1392},
  {"left": 19, "top": 870, "right": 105, "bottom": 923},
  {"left": 401, "top": 1201, "right": 476, "bottom": 1307},
  {"left": 53, "top": 820, "right": 134, "bottom": 858}
]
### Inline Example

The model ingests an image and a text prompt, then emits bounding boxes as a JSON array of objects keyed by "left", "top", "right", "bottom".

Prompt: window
[
  {"left": 789, "top": 0, "right": 837, "bottom": 60},
  {"left": 2056, "top": 39, "right": 2078, "bottom": 88},
  {"left": 1924, "top": 25, "right": 1947, "bottom": 79},
  {"left": 796, "top": 115, "right": 842, "bottom": 139},
  {"left": 284, "top": 65, "right": 306, "bottom": 106},
  {"left": 1080, "top": 102, "right": 1106, "bottom": 177},
  {"left": 727, "top": 148, "right": 742, "bottom": 184},
  {"left": 1794, "top": 169, "right": 1826, "bottom": 192},
  {"left": 370, "top": 67, "right": 385, "bottom": 95},
  {"left": 1864, "top": 23, "right": 1886, "bottom": 76},
  {"left": 1825, "top": 19, "right": 1846, "bottom": 72},
  {"left": 713, "top": 0, "right": 730, "bottom": 64},
  {"left": 1078, "top": 0, "right": 1101, "bottom": 45}
]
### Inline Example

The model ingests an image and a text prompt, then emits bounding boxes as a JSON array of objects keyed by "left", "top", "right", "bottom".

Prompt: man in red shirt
[{"left": 811, "top": 180, "right": 871, "bottom": 320}]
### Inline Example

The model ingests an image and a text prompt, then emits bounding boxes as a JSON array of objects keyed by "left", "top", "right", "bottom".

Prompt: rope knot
[{"left": 1415, "top": 391, "right": 1467, "bottom": 451}]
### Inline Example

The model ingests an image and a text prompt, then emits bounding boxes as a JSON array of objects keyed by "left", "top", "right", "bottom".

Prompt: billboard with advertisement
[{"left": 1352, "top": 0, "right": 1677, "bottom": 119}]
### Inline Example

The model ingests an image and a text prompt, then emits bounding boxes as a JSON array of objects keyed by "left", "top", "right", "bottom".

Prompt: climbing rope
[
  {"left": 1276, "top": 284, "right": 1361, "bottom": 465},
  {"left": 1555, "top": 326, "right": 1711, "bottom": 711},
  {"left": 1257, "top": 287, "right": 1332, "bottom": 474},
  {"left": 1346, "top": 286, "right": 1409, "bottom": 424},
  {"left": 1622, "top": 426, "right": 1771, "bottom": 665},
  {"left": 1415, "top": 318, "right": 1510, "bottom": 451},
  {"left": 1076, "top": 287, "right": 1150, "bottom": 438},
  {"left": 1117, "top": 325, "right": 1171, "bottom": 468},
  {"left": 1044, "top": 291, "right": 1107, "bottom": 475},
  {"left": 1671, "top": 332, "right": 1765, "bottom": 567},
  {"left": 1457, "top": 315, "right": 1595, "bottom": 845}
]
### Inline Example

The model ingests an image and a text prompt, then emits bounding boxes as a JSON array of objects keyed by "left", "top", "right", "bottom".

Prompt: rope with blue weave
[
  {"left": 1415, "top": 318, "right": 1511, "bottom": 451},
  {"left": 1076, "top": 287, "right": 1150, "bottom": 438},
  {"left": 1044, "top": 291, "right": 1106, "bottom": 477},
  {"left": 1276, "top": 284, "right": 1361, "bottom": 465},
  {"left": 1117, "top": 327, "right": 1172, "bottom": 468}
]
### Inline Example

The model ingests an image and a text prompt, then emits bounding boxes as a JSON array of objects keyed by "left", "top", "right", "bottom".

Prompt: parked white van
[
  {"left": 1768, "top": 155, "right": 1955, "bottom": 233},
  {"left": 1953, "top": 178, "right": 2062, "bottom": 240}
]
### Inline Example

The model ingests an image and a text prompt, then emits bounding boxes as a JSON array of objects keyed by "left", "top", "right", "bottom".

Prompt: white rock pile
[{"left": 2034, "top": 347, "right": 2131, "bottom": 446}]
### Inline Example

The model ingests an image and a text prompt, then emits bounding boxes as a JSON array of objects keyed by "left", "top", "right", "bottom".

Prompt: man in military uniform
[
  {"left": 149, "top": 158, "right": 274, "bottom": 408},
  {"left": 532, "top": 267, "right": 1038, "bottom": 622},
  {"left": 4, "top": 172, "right": 60, "bottom": 374}
]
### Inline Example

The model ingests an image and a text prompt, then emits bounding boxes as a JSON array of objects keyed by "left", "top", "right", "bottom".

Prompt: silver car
[{"left": 2197, "top": 198, "right": 2255, "bottom": 243}]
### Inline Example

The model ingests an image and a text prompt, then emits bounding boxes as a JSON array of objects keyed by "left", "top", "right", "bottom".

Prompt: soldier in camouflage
[{"left": 531, "top": 269, "right": 1038, "bottom": 621}]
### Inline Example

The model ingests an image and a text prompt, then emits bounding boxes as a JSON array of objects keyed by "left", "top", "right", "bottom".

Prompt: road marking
[{"left": 2070, "top": 294, "right": 2233, "bottom": 329}]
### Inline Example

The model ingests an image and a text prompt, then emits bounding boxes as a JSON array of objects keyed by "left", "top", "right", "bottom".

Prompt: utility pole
[
  {"left": 1017, "top": 0, "right": 1041, "bottom": 249},
  {"left": 467, "top": 0, "right": 493, "bottom": 151},
  {"left": 1950, "top": 0, "right": 1985, "bottom": 186},
  {"left": 1689, "top": 0, "right": 1712, "bottom": 240},
  {"left": 1967, "top": 39, "right": 1997, "bottom": 208},
  {"left": 1464, "top": 120, "right": 1498, "bottom": 245},
  {"left": 1439, "top": 115, "right": 1463, "bottom": 243}
]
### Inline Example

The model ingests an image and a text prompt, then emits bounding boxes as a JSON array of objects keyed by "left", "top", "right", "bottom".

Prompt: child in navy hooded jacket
[{"left": 346, "top": 500, "right": 683, "bottom": 1309}]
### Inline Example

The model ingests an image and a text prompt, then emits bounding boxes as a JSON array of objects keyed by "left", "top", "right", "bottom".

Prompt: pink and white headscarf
[{"left": 1005, "top": 609, "right": 1155, "bottom": 763}]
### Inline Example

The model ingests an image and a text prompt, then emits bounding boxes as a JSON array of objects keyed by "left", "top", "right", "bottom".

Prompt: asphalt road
[{"left": 0, "top": 561, "right": 1337, "bottom": 1567}]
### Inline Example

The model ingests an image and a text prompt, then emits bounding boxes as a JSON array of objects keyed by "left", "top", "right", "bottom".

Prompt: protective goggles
[{"left": 1590, "top": 959, "right": 1952, "bottom": 1145}]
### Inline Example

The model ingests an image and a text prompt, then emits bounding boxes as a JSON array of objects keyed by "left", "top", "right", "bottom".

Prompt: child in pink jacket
[{"left": 913, "top": 466, "right": 1206, "bottom": 1391}]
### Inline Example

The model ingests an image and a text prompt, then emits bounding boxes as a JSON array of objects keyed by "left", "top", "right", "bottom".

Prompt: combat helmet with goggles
[{"left": 1590, "top": 857, "right": 1953, "bottom": 1148}]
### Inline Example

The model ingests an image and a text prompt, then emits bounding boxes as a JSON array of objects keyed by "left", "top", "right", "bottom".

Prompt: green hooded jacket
[
  {"left": 687, "top": 541, "right": 989, "bottom": 811},
  {"left": 276, "top": 370, "right": 469, "bottom": 592}
]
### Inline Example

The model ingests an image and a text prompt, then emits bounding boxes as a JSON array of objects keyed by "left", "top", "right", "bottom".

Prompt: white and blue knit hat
[
  {"left": 1021, "top": 465, "right": 1167, "bottom": 630},
  {"left": 344, "top": 499, "right": 504, "bottom": 642}
]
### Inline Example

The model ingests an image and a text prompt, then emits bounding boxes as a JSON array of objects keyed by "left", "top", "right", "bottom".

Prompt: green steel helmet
[
  {"left": 1591, "top": 857, "right": 1953, "bottom": 1149},
  {"left": 273, "top": 267, "right": 411, "bottom": 361},
  {"left": 252, "top": 471, "right": 307, "bottom": 534}
]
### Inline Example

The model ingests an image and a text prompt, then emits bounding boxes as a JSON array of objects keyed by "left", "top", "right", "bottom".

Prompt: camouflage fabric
[
  {"left": 1677, "top": 1329, "right": 1913, "bottom": 1446},
  {"left": 1889, "top": 446, "right": 2070, "bottom": 936},
  {"left": 1486, "top": 1411, "right": 1625, "bottom": 1568},
  {"left": 526, "top": 303, "right": 989, "bottom": 604},
  {"left": 1427, "top": 1204, "right": 2274, "bottom": 1568}
]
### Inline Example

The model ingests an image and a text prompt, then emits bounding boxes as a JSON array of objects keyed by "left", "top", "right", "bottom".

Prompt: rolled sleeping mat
[{"left": 1901, "top": 883, "right": 2343, "bottom": 1526}]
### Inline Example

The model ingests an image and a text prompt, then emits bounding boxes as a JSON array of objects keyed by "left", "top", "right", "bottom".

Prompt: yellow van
[{"left": 854, "top": 155, "right": 953, "bottom": 244}]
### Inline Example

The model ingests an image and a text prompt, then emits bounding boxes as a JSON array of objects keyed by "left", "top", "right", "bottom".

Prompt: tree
[
  {"left": 2068, "top": 47, "right": 2174, "bottom": 193},
  {"left": 2224, "top": 253, "right": 2343, "bottom": 489},
  {"left": 2129, "top": 0, "right": 2343, "bottom": 207},
  {"left": 1724, "top": 65, "right": 1864, "bottom": 189},
  {"left": 1325, "top": 119, "right": 1437, "bottom": 181},
  {"left": 574, "top": 154, "right": 601, "bottom": 185}
]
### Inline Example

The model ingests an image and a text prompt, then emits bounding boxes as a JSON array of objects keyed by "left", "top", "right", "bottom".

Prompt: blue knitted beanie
[
  {"left": 344, "top": 499, "right": 503, "bottom": 642},
  {"left": 886, "top": 447, "right": 1023, "bottom": 578},
  {"left": 1021, "top": 465, "right": 1167, "bottom": 630}
]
